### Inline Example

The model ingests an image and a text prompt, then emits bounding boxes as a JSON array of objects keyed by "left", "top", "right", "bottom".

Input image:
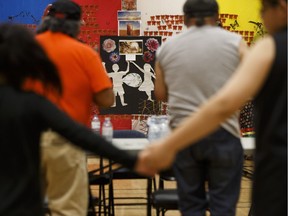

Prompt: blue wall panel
[{"left": 0, "top": 0, "right": 53, "bottom": 24}]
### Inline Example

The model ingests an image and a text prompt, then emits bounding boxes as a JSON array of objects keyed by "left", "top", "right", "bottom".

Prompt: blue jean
[{"left": 173, "top": 128, "right": 243, "bottom": 216}]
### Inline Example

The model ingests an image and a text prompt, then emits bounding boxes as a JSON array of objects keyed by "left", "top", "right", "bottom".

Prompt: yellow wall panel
[{"left": 217, "top": 0, "right": 265, "bottom": 43}]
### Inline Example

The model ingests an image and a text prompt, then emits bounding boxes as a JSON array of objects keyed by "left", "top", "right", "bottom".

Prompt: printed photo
[
  {"left": 119, "top": 40, "right": 143, "bottom": 55},
  {"left": 118, "top": 11, "right": 141, "bottom": 20},
  {"left": 118, "top": 20, "right": 141, "bottom": 36},
  {"left": 121, "top": 0, "right": 137, "bottom": 10}
]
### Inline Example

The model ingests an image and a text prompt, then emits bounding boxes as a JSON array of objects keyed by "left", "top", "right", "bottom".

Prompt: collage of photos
[
  {"left": 118, "top": 0, "right": 141, "bottom": 36},
  {"left": 100, "top": 36, "right": 161, "bottom": 114}
]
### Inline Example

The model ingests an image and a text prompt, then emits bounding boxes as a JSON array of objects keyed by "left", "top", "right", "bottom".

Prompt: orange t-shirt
[{"left": 26, "top": 31, "right": 112, "bottom": 126}]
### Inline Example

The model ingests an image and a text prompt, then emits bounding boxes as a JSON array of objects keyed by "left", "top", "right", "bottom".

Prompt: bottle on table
[
  {"left": 147, "top": 116, "right": 161, "bottom": 142},
  {"left": 147, "top": 115, "right": 170, "bottom": 142},
  {"left": 102, "top": 117, "right": 113, "bottom": 142},
  {"left": 91, "top": 115, "right": 101, "bottom": 134}
]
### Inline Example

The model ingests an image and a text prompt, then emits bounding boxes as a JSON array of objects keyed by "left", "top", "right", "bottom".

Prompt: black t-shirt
[
  {"left": 253, "top": 29, "right": 287, "bottom": 157},
  {"left": 0, "top": 85, "right": 137, "bottom": 216},
  {"left": 252, "top": 29, "right": 287, "bottom": 216}
]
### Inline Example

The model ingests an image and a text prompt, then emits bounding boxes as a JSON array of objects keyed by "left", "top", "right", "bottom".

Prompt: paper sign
[{"left": 125, "top": 54, "right": 136, "bottom": 61}]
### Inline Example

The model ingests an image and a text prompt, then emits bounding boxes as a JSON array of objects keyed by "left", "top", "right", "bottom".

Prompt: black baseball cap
[
  {"left": 183, "top": 0, "right": 219, "bottom": 17},
  {"left": 48, "top": 0, "right": 82, "bottom": 21}
]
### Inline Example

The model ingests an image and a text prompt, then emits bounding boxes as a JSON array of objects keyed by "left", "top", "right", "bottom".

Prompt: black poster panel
[{"left": 99, "top": 36, "right": 162, "bottom": 114}]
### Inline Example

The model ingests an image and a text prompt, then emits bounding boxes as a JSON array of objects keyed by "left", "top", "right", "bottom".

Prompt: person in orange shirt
[{"left": 26, "top": 1, "right": 114, "bottom": 215}]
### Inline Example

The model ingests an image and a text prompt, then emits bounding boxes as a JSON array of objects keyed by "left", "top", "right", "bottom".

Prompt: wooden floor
[{"left": 88, "top": 157, "right": 254, "bottom": 216}]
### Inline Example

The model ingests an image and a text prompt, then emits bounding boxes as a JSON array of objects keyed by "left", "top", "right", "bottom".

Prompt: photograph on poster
[
  {"left": 118, "top": 20, "right": 141, "bottom": 36},
  {"left": 121, "top": 0, "right": 137, "bottom": 10},
  {"left": 118, "top": 11, "right": 141, "bottom": 20},
  {"left": 119, "top": 39, "right": 143, "bottom": 55}
]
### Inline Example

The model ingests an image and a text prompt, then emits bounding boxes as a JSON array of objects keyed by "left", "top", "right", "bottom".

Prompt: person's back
[
  {"left": 25, "top": 1, "right": 114, "bottom": 216},
  {"left": 158, "top": 26, "right": 242, "bottom": 136},
  {"left": 36, "top": 31, "right": 110, "bottom": 125},
  {"left": 0, "top": 86, "right": 46, "bottom": 216},
  {"left": 154, "top": 0, "right": 246, "bottom": 215}
]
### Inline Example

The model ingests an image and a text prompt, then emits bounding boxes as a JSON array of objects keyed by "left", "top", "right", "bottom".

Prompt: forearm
[
  {"left": 39, "top": 98, "right": 137, "bottom": 169},
  {"left": 59, "top": 123, "right": 138, "bottom": 169}
]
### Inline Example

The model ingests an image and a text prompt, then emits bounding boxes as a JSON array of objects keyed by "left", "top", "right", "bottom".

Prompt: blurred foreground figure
[{"left": 0, "top": 23, "right": 149, "bottom": 216}]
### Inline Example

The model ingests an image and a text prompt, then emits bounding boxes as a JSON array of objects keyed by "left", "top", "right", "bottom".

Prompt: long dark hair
[{"left": 0, "top": 23, "right": 62, "bottom": 94}]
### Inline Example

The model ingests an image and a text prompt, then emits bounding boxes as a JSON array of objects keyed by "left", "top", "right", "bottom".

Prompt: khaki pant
[{"left": 41, "top": 131, "right": 88, "bottom": 216}]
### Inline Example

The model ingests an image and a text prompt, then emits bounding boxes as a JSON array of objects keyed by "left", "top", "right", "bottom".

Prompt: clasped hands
[{"left": 134, "top": 139, "right": 177, "bottom": 177}]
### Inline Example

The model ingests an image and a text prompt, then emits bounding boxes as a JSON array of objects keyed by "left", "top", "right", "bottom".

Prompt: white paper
[{"left": 125, "top": 54, "right": 136, "bottom": 61}]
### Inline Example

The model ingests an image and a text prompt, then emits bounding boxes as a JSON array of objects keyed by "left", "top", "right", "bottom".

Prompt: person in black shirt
[
  {"left": 141, "top": 0, "right": 287, "bottom": 216},
  {"left": 0, "top": 23, "right": 151, "bottom": 216}
]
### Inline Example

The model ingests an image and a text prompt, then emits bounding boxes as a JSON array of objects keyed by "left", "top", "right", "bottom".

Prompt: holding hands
[{"left": 135, "top": 139, "right": 177, "bottom": 176}]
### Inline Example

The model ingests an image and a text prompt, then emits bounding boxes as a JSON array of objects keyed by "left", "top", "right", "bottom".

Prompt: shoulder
[
  {"left": 157, "top": 31, "right": 186, "bottom": 57},
  {"left": 165, "top": 29, "right": 190, "bottom": 46},
  {"left": 208, "top": 26, "right": 241, "bottom": 40},
  {"left": 35, "top": 31, "right": 49, "bottom": 43},
  {"left": 251, "top": 36, "right": 275, "bottom": 58},
  {"left": 61, "top": 38, "right": 100, "bottom": 62},
  {"left": 241, "top": 36, "right": 275, "bottom": 77},
  {"left": 65, "top": 37, "right": 95, "bottom": 52},
  {"left": 73, "top": 40, "right": 99, "bottom": 58},
  {"left": 4, "top": 86, "right": 50, "bottom": 110},
  {"left": 217, "top": 27, "right": 242, "bottom": 41},
  {"left": 214, "top": 28, "right": 243, "bottom": 51}
]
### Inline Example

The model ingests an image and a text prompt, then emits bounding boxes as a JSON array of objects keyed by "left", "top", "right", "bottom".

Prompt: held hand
[
  {"left": 139, "top": 140, "right": 177, "bottom": 171},
  {"left": 134, "top": 154, "right": 157, "bottom": 177}
]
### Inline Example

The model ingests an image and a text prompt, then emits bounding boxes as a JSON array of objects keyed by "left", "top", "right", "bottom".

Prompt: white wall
[
  {"left": 138, "top": 0, "right": 185, "bottom": 14},
  {"left": 137, "top": 0, "right": 186, "bottom": 34},
  {"left": 137, "top": 0, "right": 262, "bottom": 44}
]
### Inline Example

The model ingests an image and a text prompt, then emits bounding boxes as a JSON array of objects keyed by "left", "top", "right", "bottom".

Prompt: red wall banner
[{"left": 74, "top": 0, "right": 121, "bottom": 48}]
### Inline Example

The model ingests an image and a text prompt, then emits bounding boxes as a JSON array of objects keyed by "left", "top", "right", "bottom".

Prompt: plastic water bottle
[
  {"left": 102, "top": 117, "right": 113, "bottom": 142},
  {"left": 91, "top": 115, "right": 101, "bottom": 134},
  {"left": 147, "top": 116, "right": 162, "bottom": 142},
  {"left": 159, "top": 116, "right": 170, "bottom": 138},
  {"left": 147, "top": 115, "right": 170, "bottom": 142}
]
